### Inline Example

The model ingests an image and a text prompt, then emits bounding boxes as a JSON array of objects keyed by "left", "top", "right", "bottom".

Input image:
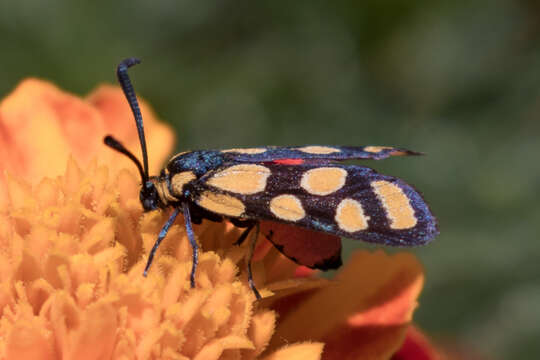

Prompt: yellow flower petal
[
  {"left": 0, "top": 159, "right": 279, "bottom": 359},
  {"left": 263, "top": 342, "right": 324, "bottom": 360},
  {"left": 242, "top": 310, "right": 277, "bottom": 358},
  {"left": 194, "top": 335, "right": 254, "bottom": 360},
  {"left": 3, "top": 304, "right": 56, "bottom": 360}
]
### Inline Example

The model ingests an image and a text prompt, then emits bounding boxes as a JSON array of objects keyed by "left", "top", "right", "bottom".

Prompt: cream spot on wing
[
  {"left": 197, "top": 191, "right": 245, "bottom": 217},
  {"left": 207, "top": 164, "right": 271, "bottom": 194},
  {"left": 296, "top": 146, "right": 341, "bottom": 155},
  {"left": 364, "top": 146, "right": 392, "bottom": 153},
  {"left": 269, "top": 194, "right": 305, "bottom": 221},
  {"left": 221, "top": 148, "right": 267, "bottom": 154},
  {"left": 335, "top": 198, "right": 369, "bottom": 232},
  {"left": 170, "top": 171, "right": 196, "bottom": 196},
  {"left": 371, "top": 180, "right": 417, "bottom": 229},
  {"left": 300, "top": 167, "right": 347, "bottom": 196}
]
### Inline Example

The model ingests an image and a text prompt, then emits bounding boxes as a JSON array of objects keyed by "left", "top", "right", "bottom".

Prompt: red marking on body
[{"left": 273, "top": 158, "right": 304, "bottom": 165}]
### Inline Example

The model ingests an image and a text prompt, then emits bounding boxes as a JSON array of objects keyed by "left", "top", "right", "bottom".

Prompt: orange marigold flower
[
  {"left": 0, "top": 159, "right": 276, "bottom": 359},
  {"left": 0, "top": 79, "right": 428, "bottom": 359},
  {"left": 0, "top": 79, "right": 174, "bottom": 207}
]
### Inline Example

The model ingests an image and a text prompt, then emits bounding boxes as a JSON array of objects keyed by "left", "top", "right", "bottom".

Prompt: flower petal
[
  {"left": 194, "top": 335, "right": 254, "bottom": 360},
  {"left": 392, "top": 326, "right": 442, "bottom": 360},
  {"left": 0, "top": 79, "right": 174, "bottom": 208},
  {"left": 263, "top": 342, "right": 324, "bottom": 360},
  {"left": 241, "top": 310, "right": 277, "bottom": 358},
  {"left": 271, "top": 251, "right": 424, "bottom": 360},
  {"left": 87, "top": 85, "right": 174, "bottom": 175}
]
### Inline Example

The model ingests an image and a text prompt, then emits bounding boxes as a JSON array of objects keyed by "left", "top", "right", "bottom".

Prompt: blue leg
[
  {"left": 182, "top": 202, "right": 198, "bottom": 288},
  {"left": 247, "top": 222, "right": 261, "bottom": 299},
  {"left": 143, "top": 208, "right": 180, "bottom": 276}
]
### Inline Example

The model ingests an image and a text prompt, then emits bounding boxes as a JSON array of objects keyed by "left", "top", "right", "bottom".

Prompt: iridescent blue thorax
[{"left": 167, "top": 150, "right": 226, "bottom": 176}]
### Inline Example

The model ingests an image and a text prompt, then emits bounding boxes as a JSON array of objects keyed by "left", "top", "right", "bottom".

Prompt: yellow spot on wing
[
  {"left": 300, "top": 167, "right": 347, "bottom": 196},
  {"left": 364, "top": 146, "right": 392, "bottom": 153},
  {"left": 371, "top": 180, "right": 417, "bottom": 229},
  {"left": 197, "top": 191, "right": 245, "bottom": 217},
  {"left": 222, "top": 148, "right": 267, "bottom": 154},
  {"left": 170, "top": 171, "right": 196, "bottom": 196},
  {"left": 296, "top": 146, "right": 340, "bottom": 154},
  {"left": 269, "top": 194, "right": 305, "bottom": 221},
  {"left": 207, "top": 164, "right": 271, "bottom": 194},
  {"left": 335, "top": 198, "right": 369, "bottom": 232}
]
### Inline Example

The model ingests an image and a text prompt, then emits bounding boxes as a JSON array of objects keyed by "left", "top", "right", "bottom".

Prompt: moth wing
[
  {"left": 221, "top": 145, "right": 421, "bottom": 163},
  {"left": 260, "top": 221, "right": 342, "bottom": 270},
  {"left": 193, "top": 162, "right": 438, "bottom": 247}
]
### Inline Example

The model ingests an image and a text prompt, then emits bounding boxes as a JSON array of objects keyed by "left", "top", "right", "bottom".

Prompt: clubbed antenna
[
  {"left": 115, "top": 57, "right": 149, "bottom": 183},
  {"left": 103, "top": 135, "right": 146, "bottom": 182}
]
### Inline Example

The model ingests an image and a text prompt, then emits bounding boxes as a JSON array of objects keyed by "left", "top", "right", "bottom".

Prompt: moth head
[{"left": 140, "top": 179, "right": 162, "bottom": 211}]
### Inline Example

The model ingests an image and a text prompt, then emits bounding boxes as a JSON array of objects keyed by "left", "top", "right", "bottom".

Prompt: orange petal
[
  {"left": 241, "top": 310, "right": 277, "bottom": 358},
  {"left": 45, "top": 292, "right": 117, "bottom": 360},
  {"left": 0, "top": 78, "right": 174, "bottom": 208},
  {"left": 271, "top": 250, "right": 424, "bottom": 360},
  {"left": 193, "top": 335, "right": 254, "bottom": 360},
  {"left": 3, "top": 302, "right": 55, "bottom": 360},
  {"left": 263, "top": 342, "right": 324, "bottom": 360},
  {"left": 0, "top": 79, "right": 102, "bottom": 182},
  {"left": 87, "top": 85, "right": 174, "bottom": 175},
  {"left": 392, "top": 326, "right": 442, "bottom": 360}
]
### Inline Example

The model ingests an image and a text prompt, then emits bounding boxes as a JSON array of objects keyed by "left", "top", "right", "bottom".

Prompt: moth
[{"left": 105, "top": 58, "right": 439, "bottom": 298}]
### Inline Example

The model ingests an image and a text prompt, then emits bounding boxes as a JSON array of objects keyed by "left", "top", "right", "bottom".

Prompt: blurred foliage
[{"left": 1, "top": 0, "right": 540, "bottom": 358}]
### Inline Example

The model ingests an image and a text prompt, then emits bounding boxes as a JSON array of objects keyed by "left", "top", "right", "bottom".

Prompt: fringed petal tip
[{"left": 0, "top": 159, "right": 278, "bottom": 359}]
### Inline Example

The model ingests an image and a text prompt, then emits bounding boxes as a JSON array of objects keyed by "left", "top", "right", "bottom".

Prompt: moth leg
[
  {"left": 234, "top": 222, "right": 255, "bottom": 246},
  {"left": 182, "top": 202, "right": 198, "bottom": 288},
  {"left": 247, "top": 222, "right": 262, "bottom": 299},
  {"left": 143, "top": 207, "right": 180, "bottom": 276}
]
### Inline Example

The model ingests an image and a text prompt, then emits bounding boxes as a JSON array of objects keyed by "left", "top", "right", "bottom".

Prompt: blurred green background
[{"left": 1, "top": 1, "right": 539, "bottom": 358}]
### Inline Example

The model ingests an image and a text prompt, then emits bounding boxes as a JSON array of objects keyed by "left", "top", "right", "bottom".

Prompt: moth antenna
[
  {"left": 104, "top": 135, "right": 146, "bottom": 183},
  {"left": 116, "top": 57, "right": 149, "bottom": 182}
]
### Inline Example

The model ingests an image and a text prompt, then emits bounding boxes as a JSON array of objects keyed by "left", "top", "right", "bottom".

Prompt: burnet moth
[{"left": 105, "top": 58, "right": 439, "bottom": 299}]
